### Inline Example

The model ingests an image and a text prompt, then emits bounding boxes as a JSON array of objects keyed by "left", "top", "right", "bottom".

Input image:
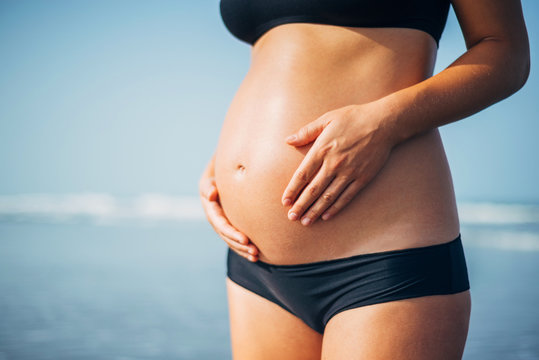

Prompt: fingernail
[
  {"left": 301, "top": 217, "right": 311, "bottom": 226},
  {"left": 288, "top": 211, "right": 298, "bottom": 221},
  {"left": 249, "top": 256, "right": 257, "bottom": 262},
  {"left": 248, "top": 248, "right": 255, "bottom": 254},
  {"left": 283, "top": 198, "right": 292, "bottom": 206},
  {"left": 286, "top": 135, "right": 297, "bottom": 142},
  {"left": 322, "top": 213, "right": 330, "bottom": 220}
]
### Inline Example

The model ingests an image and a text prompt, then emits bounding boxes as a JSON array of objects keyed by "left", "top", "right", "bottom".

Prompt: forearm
[{"left": 378, "top": 37, "right": 530, "bottom": 147}]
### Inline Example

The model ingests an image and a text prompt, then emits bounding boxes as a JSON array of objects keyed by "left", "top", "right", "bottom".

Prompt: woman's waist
[
  {"left": 214, "top": 123, "right": 460, "bottom": 264},
  {"left": 249, "top": 23, "right": 437, "bottom": 87}
]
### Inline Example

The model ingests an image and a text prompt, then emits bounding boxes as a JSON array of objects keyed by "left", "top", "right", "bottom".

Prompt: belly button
[{"left": 236, "top": 164, "right": 246, "bottom": 174}]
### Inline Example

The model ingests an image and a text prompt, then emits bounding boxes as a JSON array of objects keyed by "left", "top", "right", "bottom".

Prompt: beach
[{"left": 0, "top": 198, "right": 538, "bottom": 359}]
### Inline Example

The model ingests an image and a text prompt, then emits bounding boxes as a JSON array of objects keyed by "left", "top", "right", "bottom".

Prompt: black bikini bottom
[{"left": 226, "top": 233, "right": 470, "bottom": 334}]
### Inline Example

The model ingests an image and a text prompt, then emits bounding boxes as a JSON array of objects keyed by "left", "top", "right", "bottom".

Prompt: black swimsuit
[
  {"left": 228, "top": 235, "right": 469, "bottom": 334},
  {"left": 220, "top": 0, "right": 470, "bottom": 335},
  {"left": 220, "top": 0, "right": 451, "bottom": 47}
]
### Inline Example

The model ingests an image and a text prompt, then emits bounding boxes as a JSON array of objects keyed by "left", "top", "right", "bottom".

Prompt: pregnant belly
[
  {"left": 214, "top": 40, "right": 459, "bottom": 265},
  {"left": 214, "top": 100, "right": 459, "bottom": 264}
]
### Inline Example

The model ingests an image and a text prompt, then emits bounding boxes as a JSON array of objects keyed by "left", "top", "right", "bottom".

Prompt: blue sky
[{"left": 0, "top": 0, "right": 538, "bottom": 203}]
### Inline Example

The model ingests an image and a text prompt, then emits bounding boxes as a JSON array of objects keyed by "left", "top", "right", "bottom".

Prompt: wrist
[
  {"left": 372, "top": 89, "right": 415, "bottom": 148},
  {"left": 354, "top": 96, "right": 402, "bottom": 150}
]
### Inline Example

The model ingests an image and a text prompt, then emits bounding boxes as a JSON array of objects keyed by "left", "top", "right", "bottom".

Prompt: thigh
[
  {"left": 321, "top": 291, "right": 471, "bottom": 360},
  {"left": 226, "top": 277, "right": 323, "bottom": 360}
]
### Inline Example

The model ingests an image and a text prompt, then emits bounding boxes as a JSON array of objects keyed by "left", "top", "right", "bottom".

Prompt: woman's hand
[
  {"left": 199, "top": 157, "right": 259, "bottom": 262},
  {"left": 281, "top": 102, "right": 396, "bottom": 225}
]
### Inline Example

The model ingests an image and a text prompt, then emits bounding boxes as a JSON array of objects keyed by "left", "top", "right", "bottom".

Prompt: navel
[{"left": 235, "top": 163, "right": 246, "bottom": 174}]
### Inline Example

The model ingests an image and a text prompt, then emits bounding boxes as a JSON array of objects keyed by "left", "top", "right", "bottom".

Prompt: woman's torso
[{"left": 214, "top": 24, "right": 460, "bottom": 265}]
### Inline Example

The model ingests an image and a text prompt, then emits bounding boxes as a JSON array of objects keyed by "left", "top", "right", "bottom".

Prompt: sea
[{"left": 0, "top": 194, "right": 538, "bottom": 360}]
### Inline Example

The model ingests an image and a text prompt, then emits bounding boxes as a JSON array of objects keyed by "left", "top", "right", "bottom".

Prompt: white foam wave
[
  {"left": 0, "top": 193, "right": 204, "bottom": 224},
  {"left": 1, "top": 193, "right": 539, "bottom": 251},
  {"left": 461, "top": 229, "right": 539, "bottom": 252},
  {"left": 457, "top": 202, "right": 539, "bottom": 225},
  {"left": 1, "top": 194, "right": 538, "bottom": 226}
]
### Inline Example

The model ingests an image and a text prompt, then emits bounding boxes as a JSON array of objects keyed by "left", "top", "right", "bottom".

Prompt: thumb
[
  {"left": 202, "top": 176, "right": 218, "bottom": 201},
  {"left": 285, "top": 115, "right": 332, "bottom": 146},
  {"left": 207, "top": 183, "right": 218, "bottom": 201}
]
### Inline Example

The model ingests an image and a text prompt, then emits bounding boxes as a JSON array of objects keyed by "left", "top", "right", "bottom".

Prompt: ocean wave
[
  {"left": 1, "top": 193, "right": 538, "bottom": 226},
  {"left": 0, "top": 193, "right": 204, "bottom": 225},
  {"left": 458, "top": 202, "right": 539, "bottom": 225},
  {"left": 461, "top": 229, "right": 539, "bottom": 252},
  {"left": 1, "top": 193, "right": 538, "bottom": 251}
]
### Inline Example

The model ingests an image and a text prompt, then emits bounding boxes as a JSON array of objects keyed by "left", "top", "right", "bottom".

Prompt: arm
[
  {"left": 281, "top": 0, "right": 530, "bottom": 224},
  {"left": 199, "top": 153, "right": 259, "bottom": 261},
  {"left": 380, "top": 0, "right": 530, "bottom": 147}
]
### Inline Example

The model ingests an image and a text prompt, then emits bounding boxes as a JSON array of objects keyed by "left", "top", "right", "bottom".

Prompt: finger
[
  {"left": 225, "top": 239, "right": 258, "bottom": 262},
  {"left": 320, "top": 180, "right": 363, "bottom": 221},
  {"left": 229, "top": 246, "right": 259, "bottom": 262},
  {"left": 285, "top": 115, "right": 331, "bottom": 147},
  {"left": 206, "top": 184, "right": 218, "bottom": 201},
  {"left": 206, "top": 199, "right": 251, "bottom": 246},
  {"left": 211, "top": 215, "right": 258, "bottom": 259},
  {"left": 199, "top": 184, "right": 259, "bottom": 261},
  {"left": 219, "top": 234, "right": 259, "bottom": 260},
  {"left": 201, "top": 192, "right": 260, "bottom": 257},
  {"left": 286, "top": 163, "right": 336, "bottom": 223},
  {"left": 200, "top": 183, "right": 217, "bottom": 201},
  {"left": 300, "top": 175, "right": 354, "bottom": 225},
  {"left": 221, "top": 234, "right": 259, "bottom": 261},
  {"left": 199, "top": 176, "right": 218, "bottom": 200},
  {"left": 281, "top": 150, "right": 324, "bottom": 206}
]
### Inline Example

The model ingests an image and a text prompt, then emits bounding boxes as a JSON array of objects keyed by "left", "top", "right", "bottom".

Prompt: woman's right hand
[{"left": 199, "top": 157, "right": 259, "bottom": 262}]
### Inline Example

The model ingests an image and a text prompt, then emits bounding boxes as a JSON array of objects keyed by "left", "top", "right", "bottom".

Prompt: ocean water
[
  {"left": 0, "top": 195, "right": 538, "bottom": 359},
  {"left": 0, "top": 221, "right": 229, "bottom": 360}
]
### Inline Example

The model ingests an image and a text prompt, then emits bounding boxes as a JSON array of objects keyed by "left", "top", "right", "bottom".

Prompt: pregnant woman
[{"left": 199, "top": 0, "right": 530, "bottom": 359}]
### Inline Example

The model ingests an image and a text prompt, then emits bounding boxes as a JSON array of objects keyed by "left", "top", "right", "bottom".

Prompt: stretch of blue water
[{"left": 0, "top": 222, "right": 538, "bottom": 360}]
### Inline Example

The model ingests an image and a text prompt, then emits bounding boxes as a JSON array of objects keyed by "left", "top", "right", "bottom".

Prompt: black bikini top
[{"left": 219, "top": 0, "right": 451, "bottom": 48}]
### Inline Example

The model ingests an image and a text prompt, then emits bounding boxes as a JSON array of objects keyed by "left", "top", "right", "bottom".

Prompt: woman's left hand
[{"left": 281, "top": 102, "right": 396, "bottom": 225}]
